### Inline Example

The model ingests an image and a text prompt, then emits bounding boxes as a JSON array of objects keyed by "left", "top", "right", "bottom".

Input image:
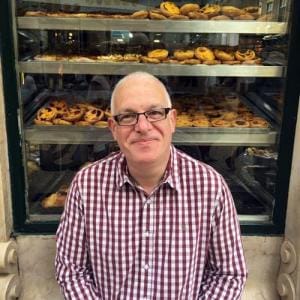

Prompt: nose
[{"left": 134, "top": 113, "right": 151, "bottom": 132}]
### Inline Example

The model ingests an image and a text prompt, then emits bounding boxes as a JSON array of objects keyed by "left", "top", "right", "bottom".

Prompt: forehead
[{"left": 114, "top": 77, "right": 168, "bottom": 111}]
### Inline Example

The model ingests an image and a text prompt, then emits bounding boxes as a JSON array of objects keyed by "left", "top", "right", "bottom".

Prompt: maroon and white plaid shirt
[{"left": 55, "top": 146, "right": 247, "bottom": 300}]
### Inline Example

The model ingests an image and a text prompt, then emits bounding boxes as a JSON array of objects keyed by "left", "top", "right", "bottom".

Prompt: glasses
[{"left": 113, "top": 107, "right": 172, "bottom": 126}]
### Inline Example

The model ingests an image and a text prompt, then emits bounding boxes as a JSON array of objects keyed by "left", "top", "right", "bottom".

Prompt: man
[{"left": 55, "top": 72, "right": 247, "bottom": 299}]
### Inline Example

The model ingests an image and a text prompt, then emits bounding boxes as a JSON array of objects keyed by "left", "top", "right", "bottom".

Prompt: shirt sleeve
[
  {"left": 198, "top": 177, "right": 248, "bottom": 300},
  {"left": 55, "top": 176, "right": 100, "bottom": 299}
]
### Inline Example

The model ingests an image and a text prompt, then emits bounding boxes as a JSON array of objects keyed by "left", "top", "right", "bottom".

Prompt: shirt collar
[{"left": 116, "top": 145, "right": 181, "bottom": 193}]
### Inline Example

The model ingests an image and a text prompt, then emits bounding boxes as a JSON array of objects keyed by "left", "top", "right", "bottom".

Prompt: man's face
[{"left": 108, "top": 77, "right": 176, "bottom": 167}]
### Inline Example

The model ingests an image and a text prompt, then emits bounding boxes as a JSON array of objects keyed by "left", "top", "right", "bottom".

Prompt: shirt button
[{"left": 144, "top": 264, "right": 149, "bottom": 270}]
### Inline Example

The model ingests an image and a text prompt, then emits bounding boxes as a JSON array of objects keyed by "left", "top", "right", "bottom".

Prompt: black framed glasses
[{"left": 113, "top": 107, "right": 172, "bottom": 126}]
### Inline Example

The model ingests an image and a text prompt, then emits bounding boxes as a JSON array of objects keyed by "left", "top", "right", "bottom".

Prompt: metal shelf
[
  {"left": 19, "top": 61, "right": 286, "bottom": 77},
  {"left": 17, "top": 17, "right": 287, "bottom": 34},
  {"left": 24, "top": 126, "right": 277, "bottom": 146}
]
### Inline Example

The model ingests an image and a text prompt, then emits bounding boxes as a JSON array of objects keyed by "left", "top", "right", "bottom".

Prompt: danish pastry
[
  {"left": 234, "top": 14, "right": 255, "bottom": 20},
  {"left": 195, "top": 47, "right": 215, "bottom": 61},
  {"left": 181, "top": 58, "right": 201, "bottom": 65},
  {"left": 180, "top": 3, "right": 200, "bottom": 16},
  {"left": 192, "top": 119, "right": 210, "bottom": 127},
  {"left": 202, "top": 59, "right": 221, "bottom": 65},
  {"left": 147, "top": 49, "right": 169, "bottom": 60},
  {"left": 168, "top": 15, "right": 189, "bottom": 20},
  {"left": 94, "top": 121, "right": 108, "bottom": 128},
  {"left": 160, "top": 2, "right": 180, "bottom": 17},
  {"left": 123, "top": 54, "right": 142, "bottom": 62},
  {"left": 75, "top": 121, "right": 91, "bottom": 126},
  {"left": 174, "top": 49, "right": 194, "bottom": 61},
  {"left": 210, "top": 15, "right": 231, "bottom": 20},
  {"left": 235, "top": 49, "right": 256, "bottom": 61}
]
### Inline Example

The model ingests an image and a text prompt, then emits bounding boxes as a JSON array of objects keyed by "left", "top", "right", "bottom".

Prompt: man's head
[{"left": 108, "top": 72, "right": 176, "bottom": 167}]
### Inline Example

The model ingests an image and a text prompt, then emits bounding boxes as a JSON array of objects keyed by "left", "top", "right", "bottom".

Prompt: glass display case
[{"left": 2, "top": 0, "right": 299, "bottom": 233}]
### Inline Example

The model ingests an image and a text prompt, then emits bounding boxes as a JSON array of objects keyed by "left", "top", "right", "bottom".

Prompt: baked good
[
  {"left": 210, "top": 15, "right": 231, "bottom": 20},
  {"left": 25, "top": 10, "right": 46, "bottom": 16},
  {"left": 35, "top": 107, "right": 57, "bottom": 123},
  {"left": 41, "top": 185, "right": 68, "bottom": 208},
  {"left": 195, "top": 47, "right": 215, "bottom": 61},
  {"left": 257, "top": 14, "right": 273, "bottom": 21},
  {"left": 211, "top": 118, "right": 232, "bottom": 128},
  {"left": 234, "top": 14, "right": 255, "bottom": 20},
  {"left": 214, "top": 49, "right": 235, "bottom": 61},
  {"left": 200, "top": 4, "right": 221, "bottom": 18},
  {"left": 202, "top": 59, "right": 220, "bottom": 65},
  {"left": 221, "top": 111, "right": 239, "bottom": 121},
  {"left": 131, "top": 10, "right": 149, "bottom": 19},
  {"left": 250, "top": 117, "right": 269, "bottom": 128},
  {"left": 187, "top": 11, "right": 208, "bottom": 20},
  {"left": 232, "top": 119, "right": 250, "bottom": 128},
  {"left": 52, "top": 118, "right": 72, "bottom": 125},
  {"left": 141, "top": 56, "right": 161, "bottom": 64},
  {"left": 174, "top": 49, "right": 194, "bottom": 61},
  {"left": 149, "top": 11, "right": 167, "bottom": 20},
  {"left": 181, "top": 58, "right": 201, "bottom": 65},
  {"left": 192, "top": 118, "right": 210, "bottom": 127},
  {"left": 160, "top": 2, "right": 180, "bottom": 17},
  {"left": 94, "top": 121, "right": 108, "bottom": 128},
  {"left": 242, "top": 58, "right": 262, "bottom": 65},
  {"left": 34, "top": 54, "right": 57, "bottom": 61},
  {"left": 147, "top": 49, "right": 169, "bottom": 60},
  {"left": 84, "top": 108, "right": 104, "bottom": 124},
  {"left": 75, "top": 121, "right": 91, "bottom": 126},
  {"left": 221, "top": 6, "right": 243, "bottom": 18},
  {"left": 243, "top": 6, "right": 260, "bottom": 14},
  {"left": 222, "top": 60, "right": 241, "bottom": 65},
  {"left": 235, "top": 49, "right": 256, "bottom": 61},
  {"left": 62, "top": 105, "right": 85, "bottom": 122},
  {"left": 123, "top": 54, "right": 142, "bottom": 62},
  {"left": 168, "top": 14, "right": 189, "bottom": 20},
  {"left": 180, "top": 3, "right": 200, "bottom": 16}
]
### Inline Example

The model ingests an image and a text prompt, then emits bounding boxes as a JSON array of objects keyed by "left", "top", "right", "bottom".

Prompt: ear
[
  {"left": 108, "top": 118, "right": 118, "bottom": 140},
  {"left": 169, "top": 109, "right": 177, "bottom": 133}
]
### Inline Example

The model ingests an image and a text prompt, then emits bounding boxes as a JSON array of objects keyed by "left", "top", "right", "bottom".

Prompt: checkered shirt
[{"left": 55, "top": 146, "right": 247, "bottom": 299}]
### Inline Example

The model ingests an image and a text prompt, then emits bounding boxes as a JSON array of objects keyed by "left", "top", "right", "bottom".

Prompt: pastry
[
  {"left": 35, "top": 107, "right": 57, "bottom": 123},
  {"left": 211, "top": 118, "right": 232, "bottom": 128},
  {"left": 149, "top": 11, "right": 167, "bottom": 20},
  {"left": 141, "top": 56, "right": 161, "bottom": 64},
  {"left": 84, "top": 108, "right": 105, "bottom": 124},
  {"left": 221, "top": 6, "right": 243, "bottom": 18},
  {"left": 250, "top": 117, "right": 269, "bottom": 128},
  {"left": 187, "top": 11, "right": 208, "bottom": 20},
  {"left": 234, "top": 14, "right": 255, "bottom": 20},
  {"left": 235, "top": 49, "right": 256, "bottom": 61},
  {"left": 195, "top": 47, "right": 215, "bottom": 61},
  {"left": 180, "top": 3, "right": 200, "bottom": 16},
  {"left": 181, "top": 58, "right": 201, "bottom": 65},
  {"left": 94, "top": 121, "right": 108, "bottom": 128},
  {"left": 199, "top": 4, "right": 221, "bottom": 18},
  {"left": 52, "top": 118, "right": 72, "bottom": 125},
  {"left": 75, "top": 121, "right": 91, "bottom": 126},
  {"left": 231, "top": 119, "right": 250, "bottom": 128},
  {"left": 62, "top": 105, "right": 85, "bottom": 122},
  {"left": 160, "top": 2, "right": 180, "bottom": 17},
  {"left": 147, "top": 49, "right": 169, "bottom": 60},
  {"left": 222, "top": 60, "right": 241, "bottom": 65},
  {"left": 214, "top": 49, "right": 235, "bottom": 61},
  {"left": 174, "top": 49, "right": 194, "bottom": 61},
  {"left": 25, "top": 10, "right": 46, "bottom": 16},
  {"left": 221, "top": 111, "right": 239, "bottom": 121},
  {"left": 202, "top": 59, "right": 221, "bottom": 65},
  {"left": 123, "top": 54, "right": 142, "bottom": 62},
  {"left": 242, "top": 58, "right": 262, "bottom": 65},
  {"left": 168, "top": 15, "right": 189, "bottom": 20},
  {"left": 210, "top": 15, "right": 231, "bottom": 20},
  {"left": 131, "top": 10, "right": 149, "bottom": 19},
  {"left": 192, "top": 118, "right": 210, "bottom": 127}
]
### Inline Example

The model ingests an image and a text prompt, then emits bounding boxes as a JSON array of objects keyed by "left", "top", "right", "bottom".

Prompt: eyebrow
[{"left": 117, "top": 105, "right": 164, "bottom": 114}]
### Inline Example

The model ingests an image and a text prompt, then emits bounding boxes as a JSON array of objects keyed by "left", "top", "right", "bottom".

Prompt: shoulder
[{"left": 75, "top": 151, "right": 122, "bottom": 181}]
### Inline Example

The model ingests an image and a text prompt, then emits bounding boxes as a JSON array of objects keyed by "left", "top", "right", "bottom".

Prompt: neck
[{"left": 128, "top": 156, "right": 170, "bottom": 195}]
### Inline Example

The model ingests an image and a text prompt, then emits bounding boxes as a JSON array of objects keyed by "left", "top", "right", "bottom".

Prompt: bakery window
[{"left": 1, "top": 0, "right": 299, "bottom": 234}]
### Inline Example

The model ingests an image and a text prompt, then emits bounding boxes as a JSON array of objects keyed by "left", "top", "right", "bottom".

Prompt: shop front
[{"left": 1, "top": 0, "right": 300, "bottom": 299}]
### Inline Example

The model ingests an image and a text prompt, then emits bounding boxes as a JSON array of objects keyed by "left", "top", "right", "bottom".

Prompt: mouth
[{"left": 132, "top": 138, "right": 156, "bottom": 144}]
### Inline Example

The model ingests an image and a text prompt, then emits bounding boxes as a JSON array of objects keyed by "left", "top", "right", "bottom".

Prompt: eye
[
  {"left": 147, "top": 109, "right": 164, "bottom": 119},
  {"left": 118, "top": 113, "right": 137, "bottom": 123}
]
